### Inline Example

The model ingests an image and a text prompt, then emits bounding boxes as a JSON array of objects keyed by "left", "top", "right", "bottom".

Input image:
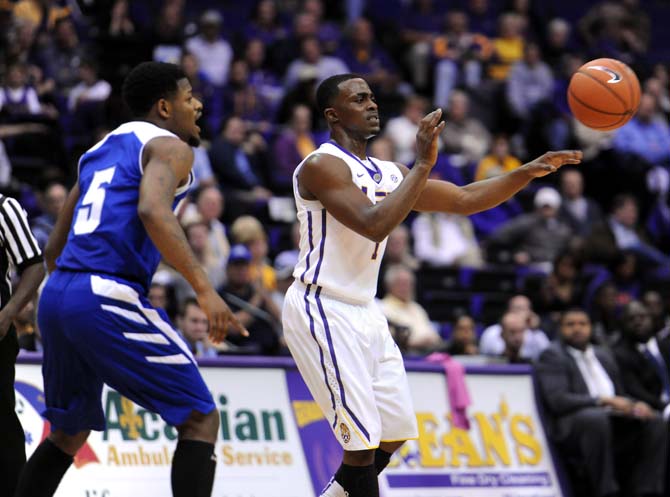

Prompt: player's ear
[
  {"left": 324, "top": 107, "right": 338, "bottom": 125},
  {"left": 157, "top": 98, "right": 171, "bottom": 119}
]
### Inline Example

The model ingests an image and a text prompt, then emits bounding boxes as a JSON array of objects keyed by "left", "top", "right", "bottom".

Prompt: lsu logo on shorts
[{"left": 339, "top": 423, "right": 351, "bottom": 444}]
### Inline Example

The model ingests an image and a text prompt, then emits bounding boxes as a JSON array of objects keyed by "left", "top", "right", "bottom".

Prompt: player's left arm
[
  {"left": 403, "top": 150, "right": 582, "bottom": 214},
  {"left": 44, "top": 183, "right": 80, "bottom": 272}
]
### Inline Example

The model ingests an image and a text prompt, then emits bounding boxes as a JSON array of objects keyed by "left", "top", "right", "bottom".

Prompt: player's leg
[
  {"left": 283, "top": 284, "right": 383, "bottom": 497},
  {"left": 78, "top": 274, "right": 219, "bottom": 497},
  {"left": 15, "top": 429, "right": 91, "bottom": 497},
  {"left": 15, "top": 273, "right": 102, "bottom": 497},
  {"left": 172, "top": 408, "right": 220, "bottom": 497},
  {"left": 0, "top": 327, "right": 25, "bottom": 497}
]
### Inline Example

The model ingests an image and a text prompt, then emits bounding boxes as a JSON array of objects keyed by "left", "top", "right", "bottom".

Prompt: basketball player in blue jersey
[
  {"left": 282, "top": 73, "right": 582, "bottom": 497},
  {"left": 14, "top": 62, "right": 246, "bottom": 497}
]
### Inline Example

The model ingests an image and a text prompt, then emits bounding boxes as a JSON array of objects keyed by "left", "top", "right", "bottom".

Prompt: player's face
[
  {"left": 332, "top": 78, "right": 380, "bottom": 138},
  {"left": 171, "top": 78, "right": 203, "bottom": 147}
]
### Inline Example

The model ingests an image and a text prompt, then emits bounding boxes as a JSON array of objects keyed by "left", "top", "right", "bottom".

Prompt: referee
[{"left": 0, "top": 194, "right": 45, "bottom": 497}]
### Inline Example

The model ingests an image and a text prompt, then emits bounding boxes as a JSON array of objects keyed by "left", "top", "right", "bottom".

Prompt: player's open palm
[
  {"left": 414, "top": 109, "right": 446, "bottom": 167},
  {"left": 198, "top": 289, "right": 249, "bottom": 343},
  {"left": 524, "top": 150, "right": 583, "bottom": 178}
]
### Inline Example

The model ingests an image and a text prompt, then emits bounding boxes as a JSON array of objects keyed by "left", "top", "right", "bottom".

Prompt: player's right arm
[
  {"left": 44, "top": 183, "right": 80, "bottom": 272},
  {"left": 138, "top": 136, "right": 247, "bottom": 341},
  {"left": 298, "top": 109, "right": 445, "bottom": 243}
]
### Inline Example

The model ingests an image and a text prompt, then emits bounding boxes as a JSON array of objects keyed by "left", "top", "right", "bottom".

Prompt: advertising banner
[
  {"left": 15, "top": 364, "right": 314, "bottom": 497},
  {"left": 287, "top": 368, "right": 564, "bottom": 497}
]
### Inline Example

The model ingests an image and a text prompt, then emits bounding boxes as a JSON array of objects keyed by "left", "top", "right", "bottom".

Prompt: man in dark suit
[
  {"left": 535, "top": 308, "right": 667, "bottom": 497},
  {"left": 613, "top": 300, "right": 670, "bottom": 418}
]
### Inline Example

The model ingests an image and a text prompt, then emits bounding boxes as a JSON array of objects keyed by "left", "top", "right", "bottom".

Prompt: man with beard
[{"left": 535, "top": 308, "right": 666, "bottom": 497}]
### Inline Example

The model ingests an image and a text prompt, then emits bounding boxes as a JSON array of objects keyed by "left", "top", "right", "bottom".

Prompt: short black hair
[
  {"left": 559, "top": 307, "right": 590, "bottom": 325},
  {"left": 122, "top": 61, "right": 187, "bottom": 117},
  {"left": 316, "top": 73, "right": 363, "bottom": 115},
  {"left": 179, "top": 296, "right": 200, "bottom": 317}
]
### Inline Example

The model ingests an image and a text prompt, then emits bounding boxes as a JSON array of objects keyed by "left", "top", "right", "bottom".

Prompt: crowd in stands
[{"left": 2, "top": 1, "right": 670, "bottom": 493}]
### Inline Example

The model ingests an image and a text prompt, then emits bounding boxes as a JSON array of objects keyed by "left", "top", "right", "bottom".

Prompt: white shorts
[{"left": 282, "top": 281, "right": 418, "bottom": 451}]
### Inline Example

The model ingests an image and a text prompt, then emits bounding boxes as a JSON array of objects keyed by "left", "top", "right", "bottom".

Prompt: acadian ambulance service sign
[{"left": 15, "top": 364, "right": 313, "bottom": 497}]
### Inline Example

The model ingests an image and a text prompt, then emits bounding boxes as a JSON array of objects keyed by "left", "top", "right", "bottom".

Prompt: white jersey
[{"left": 292, "top": 142, "right": 403, "bottom": 304}]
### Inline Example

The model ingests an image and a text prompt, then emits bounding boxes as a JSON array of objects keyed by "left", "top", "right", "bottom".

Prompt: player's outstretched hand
[
  {"left": 198, "top": 289, "right": 249, "bottom": 343},
  {"left": 523, "top": 150, "right": 583, "bottom": 178},
  {"left": 415, "top": 109, "right": 446, "bottom": 168}
]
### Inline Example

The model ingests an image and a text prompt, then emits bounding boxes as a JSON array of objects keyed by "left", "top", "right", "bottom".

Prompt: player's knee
[
  {"left": 49, "top": 429, "right": 90, "bottom": 456},
  {"left": 179, "top": 408, "right": 220, "bottom": 443},
  {"left": 343, "top": 449, "right": 375, "bottom": 466}
]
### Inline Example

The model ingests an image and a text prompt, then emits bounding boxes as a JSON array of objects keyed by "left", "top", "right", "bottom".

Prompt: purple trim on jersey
[
  {"left": 304, "top": 283, "right": 338, "bottom": 429},
  {"left": 311, "top": 209, "right": 327, "bottom": 284},
  {"left": 300, "top": 211, "right": 315, "bottom": 283},
  {"left": 315, "top": 286, "right": 370, "bottom": 442}
]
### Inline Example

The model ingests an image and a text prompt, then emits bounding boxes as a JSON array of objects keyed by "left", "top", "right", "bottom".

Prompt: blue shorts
[{"left": 38, "top": 270, "right": 215, "bottom": 435}]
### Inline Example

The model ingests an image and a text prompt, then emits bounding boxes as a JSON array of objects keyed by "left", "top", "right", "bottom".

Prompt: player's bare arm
[
  {"left": 44, "top": 183, "right": 81, "bottom": 272},
  {"left": 299, "top": 109, "right": 445, "bottom": 243},
  {"left": 407, "top": 150, "right": 583, "bottom": 214},
  {"left": 139, "top": 136, "right": 247, "bottom": 341}
]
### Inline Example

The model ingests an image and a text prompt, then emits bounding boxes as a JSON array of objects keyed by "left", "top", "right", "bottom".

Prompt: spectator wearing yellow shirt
[
  {"left": 475, "top": 135, "right": 521, "bottom": 182},
  {"left": 230, "top": 215, "right": 277, "bottom": 291},
  {"left": 12, "top": 0, "right": 70, "bottom": 32},
  {"left": 488, "top": 13, "right": 525, "bottom": 81}
]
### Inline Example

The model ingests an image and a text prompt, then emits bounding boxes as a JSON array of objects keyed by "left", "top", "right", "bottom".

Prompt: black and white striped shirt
[{"left": 0, "top": 195, "right": 42, "bottom": 308}]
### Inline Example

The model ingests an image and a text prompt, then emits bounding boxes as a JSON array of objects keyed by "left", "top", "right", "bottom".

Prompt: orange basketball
[{"left": 567, "top": 58, "right": 641, "bottom": 131}]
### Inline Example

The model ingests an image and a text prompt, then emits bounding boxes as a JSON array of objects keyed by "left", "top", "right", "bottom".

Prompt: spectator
[
  {"left": 384, "top": 94, "right": 429, "bottom": 166},
  {"left": 474, "top": 134, "right": 521, "bottom": 182},
  {"left": 368, "top": 135, "right": 396, "bottom": 162},
  {"left": 189, "top": 145, "right": 216, "bottom": 189},
  {"left": 0, "top": 63, "right": 42, "bottom": 116},
  {"left": 432, "top": 9, "right": 490, "bottom": 108},
  {"left": 613, "top": 301, "right": 670, "bottom": 420},
  {"left": 208, "top": 116, "right": 272, "bottom": 218},
  {"left": 271, "top": 249, "right": 298, "bottom": 310},
  {"left": 585, "top": 193, "right": 670, "bottom": 268},
  {"left": 222, "top": 59, "right": 274, "bottom": 133},
  {"left": 66, "top": 60, "right": 111, "bottom": 113},
  {"left": 149, "top": 0, "right": 185, "bottom": 64},
  {"left": 219, "top": 244, "right": 281, "bottom": 354},
  {"left": 411, "top": 211, "right": 483, "bottom": 267},
  {"left": 487, "top": 187, "right": 574, "bottom": 270},
  {"left": 38, "top": 17, "right": 89, "bottom": 97},
  {"left": 535, "top": 308, "right": 666, "bottom": 497},
  {"left": 244, "top": 38, "right": 284, "bottom": 115},
  {"left": 12, "top": 0, "right": 70, "bottom": 33},
  {"left": 506, "top": 41, "right": 554, "bottom": 123},
  {"left": 177, "top": 297, "right": 220, "bottom": 357},
  {"left": 487, "top": 12, "right": 525, "bottom": 81},
  {"left": 378, "top": 224, "right": 418, "bottom": 298},
  {"left": 479, "top": 294, "right": 549, "bottom": 360},
  {"left": 148, "top": 281, "right": 169, "bottom": 312},
  {"left": 31, "top": 181, "right": 67, "bottom": 250},
  {"left": 270, "top": 103, "right": 321, "bottom": 193},
  {"left": 643, "top": 290, "right": 670, "bottom": 339},
  {"left": 283, "top": 36, "right": 349, "bottom": 92},
  {"left": 557, "top": 167, "right": 603, "bottom": 237},
  {"left": 588, "top": 280, "right": 620, "bottom": 344},
  {"left": 379, "top": 264, "right": 443, "bottom": 355},
  {"left": 440, "top": 90, "right": 491, "bottom": 165},
  {"left": 499, "top": 311, "right": 529, "bottom": 364},
  {"left": 541, "top": 18, "right": 574, "bottom": 75},
  {"left": 536, "top": 250, "right": 584, "bottom": 322},
  {"left": 184, "top": 10, "right": 233, "bottom": 88},
  {"left": 243, "top": 0, "right": 288, "bottom": 47},
  {"left": 443, "top": 314, "right": 479, "bottom": 356},
  {"left": 612, "top": 93, "right": 670, "bottom": 167},
  {"left": 181, "top": 185, "right": 230, "bottom": 265},
  {"left": 230, "top": 215, "right": 276, "bottom": 291}
]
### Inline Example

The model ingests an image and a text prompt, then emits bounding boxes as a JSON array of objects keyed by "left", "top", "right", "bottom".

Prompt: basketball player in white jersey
[{"left": 282, "top": 74, "right": 582, "bottom": 497}]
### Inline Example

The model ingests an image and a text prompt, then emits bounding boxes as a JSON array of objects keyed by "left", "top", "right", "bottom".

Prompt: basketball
[{"left": 567, "top": 58, "right": 641, "bottom": 131}]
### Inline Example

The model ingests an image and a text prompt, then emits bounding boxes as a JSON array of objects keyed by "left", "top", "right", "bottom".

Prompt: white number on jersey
[{"left": 73, "top": 166, "right": 116, "bottom": 235}]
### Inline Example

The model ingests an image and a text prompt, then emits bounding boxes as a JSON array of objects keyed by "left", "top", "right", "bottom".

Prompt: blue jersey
[{"left": 57, "top": 121, "right": 193, "bottom": 291}]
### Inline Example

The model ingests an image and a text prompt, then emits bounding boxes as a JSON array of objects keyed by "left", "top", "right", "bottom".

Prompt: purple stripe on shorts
[
  {"left": 300, "top": 211, "right": 314, "bottom": 284},
  {"left": 311, "top": 209, "right": 327, "bottom": 285},
  {"left": 303, "top": 283, "right": 338, "bottom": 429},
  {"left": 315, "top": 286, "right": 370, "bottom": 442}
]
